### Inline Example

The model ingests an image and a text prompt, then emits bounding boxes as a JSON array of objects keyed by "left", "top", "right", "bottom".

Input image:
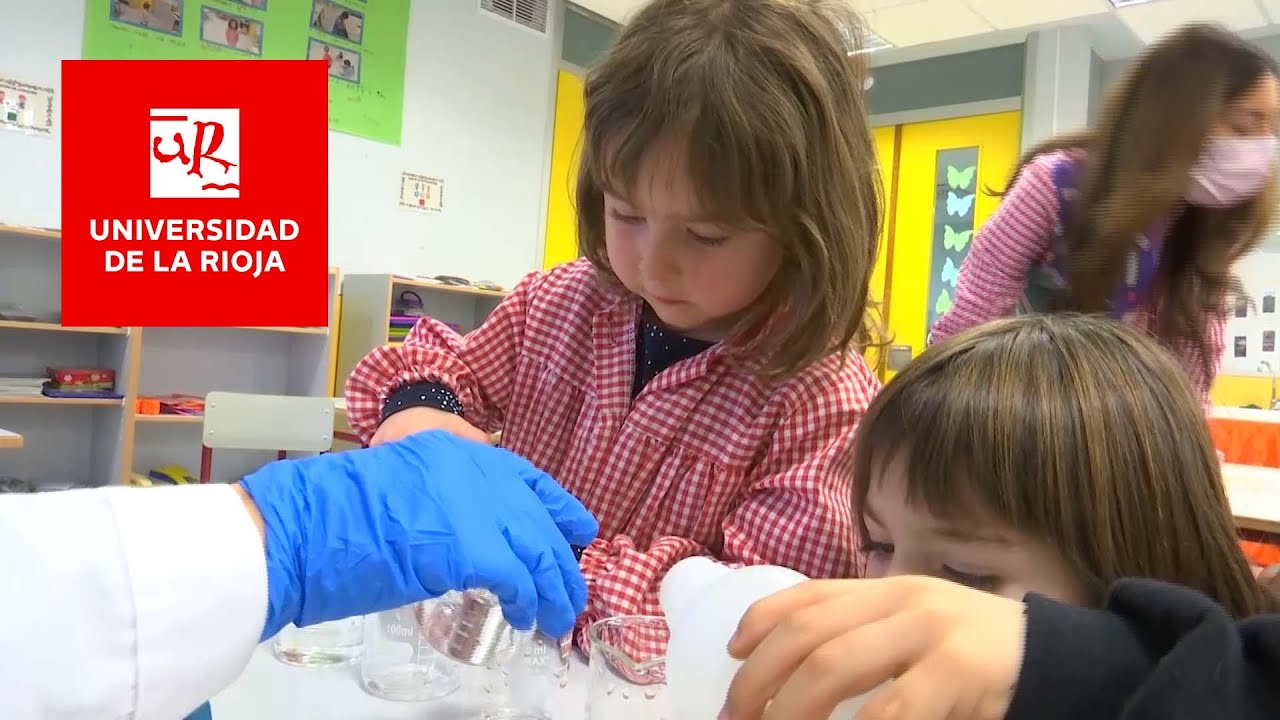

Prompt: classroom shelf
[
  {"left": 230, "top": 326, "right": 329, "bottom": 335},
  {"left": 0, "top": 320, "right": 128, "bottom": 335},
  {"left": 127, "top": 268, "right": 343, "bottom": 483},
  {"left": 133, "top": 414, "right": 203, "bottom": 424},
  {"left": 0, "top": 428, "right": 22, "bottom": 449},
  {"left": 390, "top": 275, "right": 506, "bottom": 299},
  {"left": 0, "top": 396, "right": 124, "bottom": 406},
  {"left": 336, "top": 273, "right": 505, "bottom": 391},
  {"left": 0, "top": 223, "right": 132, "bottom": 486},
  {"left": 0, "top": 224, "right": 60, "bottom": 241},
  {"left": 0, "top": 227, "right": 343, "bottom": 486}
]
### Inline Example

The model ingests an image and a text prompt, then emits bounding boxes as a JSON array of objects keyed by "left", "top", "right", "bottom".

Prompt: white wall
[
  {"left": 0, "top": 0, "right": 563, "bottom": 288},
  {"left": 1223, "top": 249, "right": 1280, "bottom": 376}
]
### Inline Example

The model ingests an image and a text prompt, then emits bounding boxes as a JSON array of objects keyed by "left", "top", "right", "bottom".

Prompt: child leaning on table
[
  {"left": 850, "top": 313, "right": 1277, "bottom": 620},
  {"left": 721, "top": 315, "right": 1280, "bottom": 720},
  {"left": 345, "top": 0, "right": 884, "bottom": 654}
]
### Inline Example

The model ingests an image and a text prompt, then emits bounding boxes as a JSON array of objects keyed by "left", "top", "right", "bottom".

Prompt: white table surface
[
  {"left": 1223, "top": 462, "right": 1280, "bottom": 534},
  {"left": 1212, "top": 405, "right": 1280, "bottom": 424},
  {"left": 214, "top": 418, "right": 1279, "bottom": 717},
  {"left": 213, "top": 644, "right": 592, "bottom": 719}
]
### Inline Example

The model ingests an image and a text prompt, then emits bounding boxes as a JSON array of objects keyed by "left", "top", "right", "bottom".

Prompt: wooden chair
[{"left": 199, "top": 391, "right": 336, "bottom": 483}]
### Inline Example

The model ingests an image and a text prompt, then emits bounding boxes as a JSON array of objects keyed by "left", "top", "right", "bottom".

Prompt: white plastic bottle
[{"left": 660, "top": 556, "right": 871, "bottom": 720}]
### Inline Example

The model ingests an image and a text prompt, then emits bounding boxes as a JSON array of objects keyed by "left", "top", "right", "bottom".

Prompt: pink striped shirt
[{"left": 930, "top": 149, "right": 1225, "bottom": 401}]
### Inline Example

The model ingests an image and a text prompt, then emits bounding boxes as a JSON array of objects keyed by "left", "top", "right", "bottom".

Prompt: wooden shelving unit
[
  {"left": 0, "top": 223, "right": 60, "bottom": 241},
  {"left": 0, "top": 396, "right": 124, "bottom": 407},
  {"left": 132, "top": 414, "right": 203, "bottom": 424},
  {"left": 127, "top": 267, "right": 342, "bottom": 484},
  {"left": 335, "top": 274, "right": 506, "bottom": 396},
  {"left": 0, "top": 223, "right": 343, "bottom": 486},
  {"left": 0, "top": 320, "right": 127, "bottom": 335},
  {"left": 0, "top": 224, "right": 134, "bottom": 486},
  {"left": 230, "top": 325, "right": 330, "bottom": 336},
  {"left": 0, "top": 428, "right": 22, "bottom": 449}
]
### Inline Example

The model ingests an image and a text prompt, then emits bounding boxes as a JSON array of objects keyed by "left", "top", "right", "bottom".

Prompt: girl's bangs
[{"left": 583, "top": 73, "right": 787, "bottom": 236}]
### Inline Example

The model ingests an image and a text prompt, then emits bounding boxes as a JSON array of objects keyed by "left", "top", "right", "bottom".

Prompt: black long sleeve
[{"left": 1006, "top": 578, "right": 1280, "bottom": 720}]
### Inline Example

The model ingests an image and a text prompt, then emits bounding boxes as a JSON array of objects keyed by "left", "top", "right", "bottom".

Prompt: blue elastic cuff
[
  {"left": 382, "top": 381, "right": 465, "bottom": 421},
  {"left": 238, "top": 466, "right": 304, "bottom": 641}
]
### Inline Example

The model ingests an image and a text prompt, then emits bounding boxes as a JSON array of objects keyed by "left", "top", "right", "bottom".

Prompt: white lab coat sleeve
[{"left": 0, "top": 484, "right": 268, "bottom": 720}]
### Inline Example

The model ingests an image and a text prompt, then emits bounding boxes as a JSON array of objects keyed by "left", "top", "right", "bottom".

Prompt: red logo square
[{"left": 60, "top": 60, "right": 329, "bottom": 327}]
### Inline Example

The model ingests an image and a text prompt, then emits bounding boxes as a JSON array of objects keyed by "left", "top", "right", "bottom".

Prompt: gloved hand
[{"left": 238, "top": 430, "right": 599, "bottom": 641}]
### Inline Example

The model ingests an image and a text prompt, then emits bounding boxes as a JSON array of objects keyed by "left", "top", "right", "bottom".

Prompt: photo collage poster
[{"left": 83, "top": 0, "right": 409, "bottom": 145}]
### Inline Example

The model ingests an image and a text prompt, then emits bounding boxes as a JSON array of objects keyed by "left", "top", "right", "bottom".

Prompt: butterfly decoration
[
  {"left": 946, "top": 164, "right": 976, "bottom": 191},
  {"left": 943, "top": 225, "right": 972, "bottom": 252},
  {"left": 941, "top": 257, "right": 959, "bottom": 288},
  {"left": 934, "top": 289, "right": 952, "bottom": 315},
  {"left": 945, "top": 191, "right": 975, "bottom": 217}
]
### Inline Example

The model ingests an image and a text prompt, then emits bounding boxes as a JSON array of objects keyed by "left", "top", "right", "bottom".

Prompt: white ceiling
[{"left": 574, "top": 0, "right": 1280, "bottom": 64}]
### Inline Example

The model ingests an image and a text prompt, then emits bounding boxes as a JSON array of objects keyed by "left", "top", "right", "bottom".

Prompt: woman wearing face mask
[{"left": 931, "top": 23, "right": 1280, "bottom": 401}]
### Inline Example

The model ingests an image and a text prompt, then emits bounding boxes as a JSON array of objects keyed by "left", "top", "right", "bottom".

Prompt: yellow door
[
  {"left": 865, "top": 125, "right": 898, "bottom": 377},
  {"left": 884, "top": 111, "right": 1022, "bottom": 378},
  {"left": 543, "top": 69, "right": 586, "bottom": 270}
]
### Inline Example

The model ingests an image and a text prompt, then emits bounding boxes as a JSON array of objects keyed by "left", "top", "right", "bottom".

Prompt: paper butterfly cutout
[
  {"left": 934, "top": 289, "right": 952, "bottom": 315},
  {"left": 941, "top": 257, "right": 959, "bottom": 288},
  {"left": 943, "top": 225, "right": 972, "bottom": 252},
  {"left": 947, "top": 164, "right": 976, "bottom": 191},
  {"left": 946, "top": 191, "right": 975, "bottom": 217}
]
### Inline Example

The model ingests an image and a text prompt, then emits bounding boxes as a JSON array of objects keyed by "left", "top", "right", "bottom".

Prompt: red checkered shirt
[
  {"left": 345, "top": 259, "right": 879, "bottom": 661},
  {"left": 930, "top": 150, "right": 1226, "bottom": 404}
]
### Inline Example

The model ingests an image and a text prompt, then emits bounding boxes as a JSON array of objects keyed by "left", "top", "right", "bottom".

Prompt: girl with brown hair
[
  {"left": 850, "top": 313, "right": 1272, "bottom": 618},
  {"left": 345, "top": 0, "right": 885, "bottom": 658},
  {"left": 932, "top": 23, "right": 1280, "bottom": 401},
  {"left": 719, "top": 313, "right": 1279, "bottom": 720}
]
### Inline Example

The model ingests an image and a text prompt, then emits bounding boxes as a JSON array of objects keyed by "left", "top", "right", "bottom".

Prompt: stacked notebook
[
  {"left": 388, "top": 315, "right": 418, "bottom": 343},
  {"left": 0, "top": 376, "right": 45, "bottom": 398}
]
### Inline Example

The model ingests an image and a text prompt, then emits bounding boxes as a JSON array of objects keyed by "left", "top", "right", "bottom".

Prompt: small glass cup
[
  {"left": 586, "top": 616, "right": 669, "bottom": 719},
  {"left": 359, "top": 601, "right": 462, "bottom": 702},
  {"left": 270, "top": 616, "right": 364, "bottom": 667},
  {"left": 421, "top": 589, "right": 521, "bottom": 666},
  {"left": 473, "top": 628, "right": 570, "bottom": 720}
]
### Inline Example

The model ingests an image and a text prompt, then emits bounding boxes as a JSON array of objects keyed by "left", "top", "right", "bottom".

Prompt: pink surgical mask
[{"left": 1185, "top": 135, "right": 1279, "bottom": 207}]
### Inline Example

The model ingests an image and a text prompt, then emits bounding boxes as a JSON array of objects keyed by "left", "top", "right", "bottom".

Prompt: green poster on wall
[{"left": 83, "top": 0, "right": 409, "bottom": 146}]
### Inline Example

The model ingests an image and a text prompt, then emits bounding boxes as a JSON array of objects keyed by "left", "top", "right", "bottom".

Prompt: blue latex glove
[{"left": 239, "top": 430, "right": 599, "bottom": 641}]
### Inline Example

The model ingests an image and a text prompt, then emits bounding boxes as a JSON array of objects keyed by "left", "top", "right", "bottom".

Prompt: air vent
[{"left": 480, "top": 0, "right": 549, "bottom": 34}]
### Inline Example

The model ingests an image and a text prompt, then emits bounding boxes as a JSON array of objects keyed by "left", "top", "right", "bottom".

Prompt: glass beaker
[
  {"left": 360, "top": 601, "right": 462, "bottom": 702},
  {"left": 474, "top": 628, "right": 570, "bottom": 720},
  {"left": 586, "top": 615, "right": 669, "bottom": 719},
  {"left": 270, "top": 616, "right": 364, "bottom": 667},
  {"left": 421, "top": 589, "right": 521, "bottom": 667}
]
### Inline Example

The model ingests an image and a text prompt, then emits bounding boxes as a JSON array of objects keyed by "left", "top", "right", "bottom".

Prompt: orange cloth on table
[
  {"left": 1242, "top": 539, "right": 1280, "bottom": 569},
  {"left": 1211, "top": 417, "right": 1280, "bottom": 468}
]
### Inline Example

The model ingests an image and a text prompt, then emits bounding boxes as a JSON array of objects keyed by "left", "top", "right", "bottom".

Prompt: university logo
[
  {"left": 149, "top": 109, "right": 241, "bottom": 199},
  {"left": 60, "top": 60, "right": 329, "bottom": 327}
]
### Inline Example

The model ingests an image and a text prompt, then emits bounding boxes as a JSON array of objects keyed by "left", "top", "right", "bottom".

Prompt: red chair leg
[{"left": 199, "top": 445, "right": 213, "bottom": 484}]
